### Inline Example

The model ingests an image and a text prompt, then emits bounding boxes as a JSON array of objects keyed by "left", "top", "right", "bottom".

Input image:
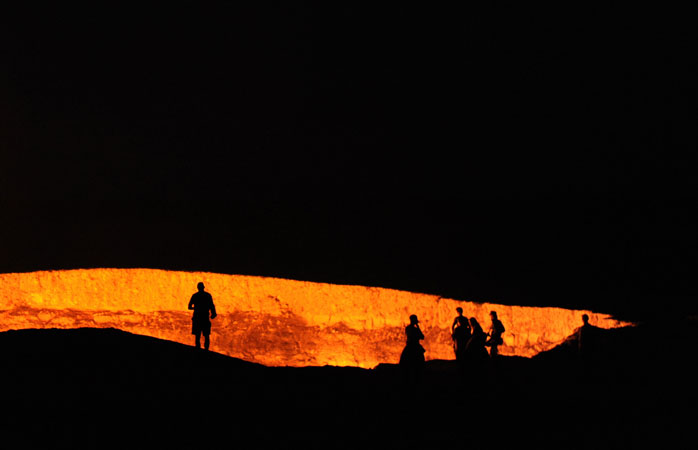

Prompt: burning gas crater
[{"left": 0, "top": 269, "right": 631, "bottom": 368}]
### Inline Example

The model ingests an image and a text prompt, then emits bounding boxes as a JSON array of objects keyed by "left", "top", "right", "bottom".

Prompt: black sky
[{"left": 1, "top": 4, "right": 695, "bottom": 320}]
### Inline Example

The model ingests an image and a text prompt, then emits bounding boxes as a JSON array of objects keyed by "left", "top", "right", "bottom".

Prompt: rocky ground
[{"left": 1, "top": 319, "right": 695, "bottom": 449}]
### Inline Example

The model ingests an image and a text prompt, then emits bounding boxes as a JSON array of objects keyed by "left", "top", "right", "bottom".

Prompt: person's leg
[
  {"left": 194, "top": 331, "right": 201, "bottom": 348},
  {"left": 202, "top": 321, "right": 212, "bottom": 350}
]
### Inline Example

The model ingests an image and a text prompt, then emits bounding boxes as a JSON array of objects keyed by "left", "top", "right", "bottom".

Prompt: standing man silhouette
[
  {"left": 576, "top": 314, "right": 600, "bottom": 360},
  {"left": 486, "top": 310, "right": 506, "bottom": 358},
  {"left": 188, "top": 282, "right": 217, "bottom": 350}
]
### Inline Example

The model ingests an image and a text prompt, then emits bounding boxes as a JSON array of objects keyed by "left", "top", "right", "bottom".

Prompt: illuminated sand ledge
[{"left": 0, "top": 269, "right": 632, "bottom": 368}]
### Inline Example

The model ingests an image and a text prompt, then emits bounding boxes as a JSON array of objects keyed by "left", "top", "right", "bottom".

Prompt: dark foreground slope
[{"left": 1, "top": 322, "right": 696, "bottom": 449}]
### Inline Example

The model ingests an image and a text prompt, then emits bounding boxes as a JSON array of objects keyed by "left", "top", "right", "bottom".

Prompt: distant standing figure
[
  {"left": 399, "top": 314, "right": 426, "bottom": 382},
  {"left": 576, "top": 314, "right": 600, "bottom": 359},
  {"left": 451, "top": 307, "right": 471, "bottom": 361},
  {"left": 485, "top": 311, "right": 506, "bottom": 357},
  {"left": 188, "top": 282, "right": 217, "bottom": 350}
]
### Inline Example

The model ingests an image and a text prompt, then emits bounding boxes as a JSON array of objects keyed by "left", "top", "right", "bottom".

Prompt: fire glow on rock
[{"left": 0, "top": 268, "right": 631, "bottom": 368}]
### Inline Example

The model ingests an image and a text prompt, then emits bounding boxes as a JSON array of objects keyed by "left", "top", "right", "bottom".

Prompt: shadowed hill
[
  {"left": 1, "top": 325, "right": 695, "bottom": 449},
  {"left": 535, "top": 317, "right": 698, "bottom": 381},
  {"left": 0, "top": 327, "right": 265, "bottom": 384}
]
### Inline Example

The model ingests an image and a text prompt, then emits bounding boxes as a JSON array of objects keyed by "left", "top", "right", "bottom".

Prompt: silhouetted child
[
  {"left": 451, "top": 307, "right": 471, "bottom": 361},
  {"left": 188, "top": 282, "right": 217, "bottom": 350},
  {"left": 485, "top": 311, "right": 506, "bottom": 358},
  {"left": 399, "top": 314, "right": 425, "bottom": 383}
]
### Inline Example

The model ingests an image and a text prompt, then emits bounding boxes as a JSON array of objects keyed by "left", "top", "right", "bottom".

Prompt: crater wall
[{"left": 0, "top": 269, "right": 631, "bottom": 367}]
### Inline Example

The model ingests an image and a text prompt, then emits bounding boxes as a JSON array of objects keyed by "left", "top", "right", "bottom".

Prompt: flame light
[{"left": 0, "top": 269, "right": 631, "bottom": 368}]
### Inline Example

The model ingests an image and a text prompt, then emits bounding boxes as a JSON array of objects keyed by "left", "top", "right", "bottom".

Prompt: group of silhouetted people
[
  {"left": 185, "top": 281, "right": 508, "bottom": 371},
  {"left": 451, "top": 308, "right": 506, "bottom": 362},
  {"left": 399, "top": 308, "right": 507, "bottom": 382},
  {"left": 186, "top": 282, "right": 594, "bottom": 381}
]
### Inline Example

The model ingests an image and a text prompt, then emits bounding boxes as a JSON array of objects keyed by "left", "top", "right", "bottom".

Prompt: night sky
[{"left": 2, "top": 4, "right": 695, "bottom": 321}]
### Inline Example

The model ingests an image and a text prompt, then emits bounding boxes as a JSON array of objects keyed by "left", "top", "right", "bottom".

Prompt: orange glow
[{"left": 0, "top": 268, "right": 631, "bottom": 368}]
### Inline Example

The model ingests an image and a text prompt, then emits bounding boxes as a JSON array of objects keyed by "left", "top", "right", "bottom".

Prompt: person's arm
[
  {"left": 210, "top": 296, "right": 217, "bottom": 319},
  {"left": 188, "top": 295, "right": 195, "bottom": 310}
]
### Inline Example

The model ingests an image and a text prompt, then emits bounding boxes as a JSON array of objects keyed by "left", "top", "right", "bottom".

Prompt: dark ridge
[
  {"left": 0, "top": 327, "right": 265, "bottom": 384},
  {"left": 2, "top": 325, "right": 696, "bottom": 448}
]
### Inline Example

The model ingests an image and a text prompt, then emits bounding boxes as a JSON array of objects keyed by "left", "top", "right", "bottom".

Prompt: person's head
[
  {"left": 582, "top": 314, "right": 589, "bottom": 325},
  {"left": 490, "top": 311, "right": 498, "bottom": 320},
  {"left": 456, "top": 307, "right": 463, "bottom": 315},
  {"left": 197, "top": 282, "right": 205, "bottom": 292},
  {"left": 409, "top": 314, "right": 420, "bottom": 325},
  {"left": 469, "top": 317, "right": 480, "bottom": 328}
]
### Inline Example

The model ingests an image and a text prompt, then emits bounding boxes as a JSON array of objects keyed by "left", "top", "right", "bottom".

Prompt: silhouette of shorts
[{"left": 191, "top": 318, "right": 211, "bottom": 336}]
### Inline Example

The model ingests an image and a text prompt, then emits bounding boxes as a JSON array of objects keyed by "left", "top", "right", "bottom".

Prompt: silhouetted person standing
[
  {"left": 576, "top": 314, "right": 600, "bottom": 360},
  {"left": 485, "top": 311, "right": 506, "bottom": 358},
  {"left": 188, "top": 282, "right": 217, "bottom": 350},
  {"left": 399, "top": 314, "right": 426, "bottom": 383},
  {"left": 451, "top": 307, "right": 471, "bottom": 361},
  {"left": 465, "top": 317, "right": 488, "bottom": 362}
]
